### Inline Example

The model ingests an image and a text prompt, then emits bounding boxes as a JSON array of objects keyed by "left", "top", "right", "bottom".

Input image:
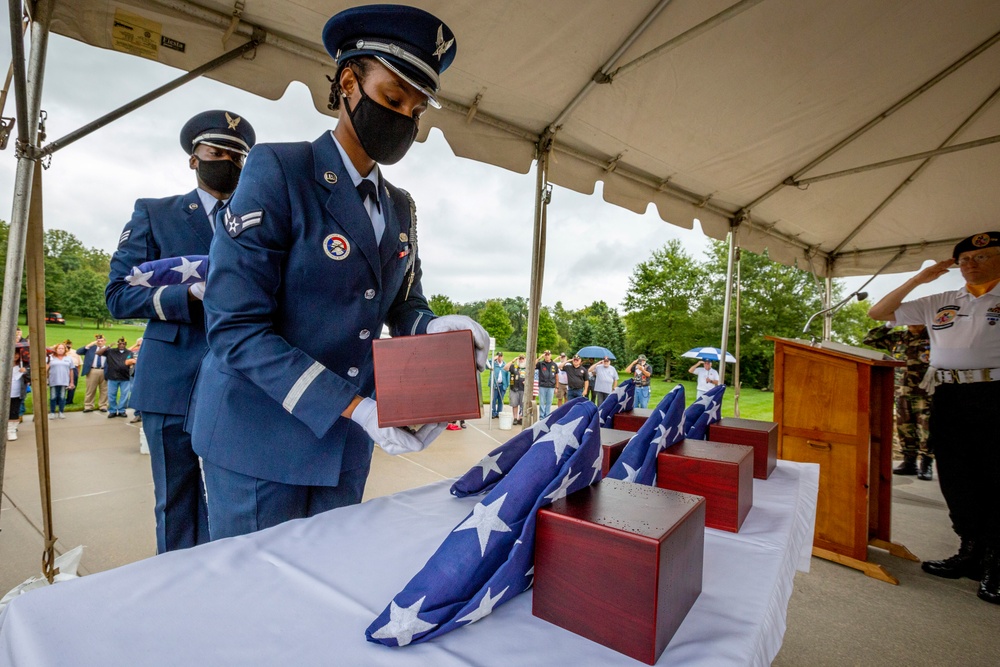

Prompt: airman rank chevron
[
  {"left": 119, "top": 229, "right": 132, "bottom": 246},
  {"left": 225, "top": 209, "right": 264, "bottom": 237}
]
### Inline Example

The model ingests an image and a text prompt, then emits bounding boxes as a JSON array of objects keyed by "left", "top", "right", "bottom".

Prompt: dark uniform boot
[
  {"left": 893, "top": 459, "right": 918, "bottom": 476},
  {"left": 978, "top": 548, "right": 1000, "bottom": 605},
  {"left": 922, "top": 538, "right": 983, "bottom": 580},
  {"left": 917, "top": 457, "right": 933, "bottom": 481}
]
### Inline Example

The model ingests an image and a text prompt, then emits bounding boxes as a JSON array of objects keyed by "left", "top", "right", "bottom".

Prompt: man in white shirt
[
  {"left": 868, "top": 230, "right": 1000, "bottom": 605},
  {"left": 688, "top": 359, "right": 720, "bottom": 398}
]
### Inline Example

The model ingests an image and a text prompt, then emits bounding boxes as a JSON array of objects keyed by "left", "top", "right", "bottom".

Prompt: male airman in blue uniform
[
  {"left": 106, "top": 110, "right": 256, "bottom": 553},
  {"left": 190, "top": 4, "right": 488, "bottom": 540}
]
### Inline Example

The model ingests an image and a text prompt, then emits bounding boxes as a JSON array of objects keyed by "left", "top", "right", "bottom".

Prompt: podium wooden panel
[{"left": 768, "top": 337, "right": 917, "bottom": 584}]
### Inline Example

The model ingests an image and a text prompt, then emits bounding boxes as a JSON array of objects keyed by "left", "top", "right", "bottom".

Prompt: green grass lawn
[
  {"left": 17, "top": 316, "right": 146, "bottom": 414},
  {"left": 480, "top": 349, "right": 774, "bottom": 422}
]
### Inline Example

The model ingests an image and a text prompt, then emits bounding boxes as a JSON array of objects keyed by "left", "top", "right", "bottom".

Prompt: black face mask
[
  {"left": 344, "top": 83, "right": 418, "bottom": 165},
  {"left": 196, "top": 158, "right": 242, "bottom": 195}
]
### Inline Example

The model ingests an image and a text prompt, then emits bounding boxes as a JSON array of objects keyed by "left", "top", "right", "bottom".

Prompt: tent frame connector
[{"left": 39, "top": 33, "right": 262, "bottom": 158}]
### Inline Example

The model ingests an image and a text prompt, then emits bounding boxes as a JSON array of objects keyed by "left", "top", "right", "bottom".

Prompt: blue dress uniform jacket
[
  {"left": 190, "top": 132, "right": 434, "bottom": 487},
  {"left": 106, "top": 191, "right": 212, "bottom": 414}
]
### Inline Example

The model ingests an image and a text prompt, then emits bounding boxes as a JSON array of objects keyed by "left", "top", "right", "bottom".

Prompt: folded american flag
[
  {"left": 605, "top": 384, "right": 686, "bottom": 486},
  {"left": 683, "top": 384, "right": 726, "bottom": 440},
  {"left": 125, "top": 255, "right": 208, "bottom": 287},
  {"left": 597, "top": 378, "right": 634, "bottom": 427},
  {"left": 367, "top": 397, "right": 601, "bottom": 647}
]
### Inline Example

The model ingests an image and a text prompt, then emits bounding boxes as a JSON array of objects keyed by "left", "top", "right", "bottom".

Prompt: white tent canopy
[{"left": 48, "top": 0, "right": 1000, "bottom": 276}]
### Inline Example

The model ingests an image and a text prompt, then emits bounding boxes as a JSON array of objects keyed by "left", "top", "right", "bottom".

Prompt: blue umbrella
[
  {"left": 576, "top": 345, "right": 615, "bottom": 360},
  {"left": 682, "top": 346, "right": 737, "bottom": 363}
]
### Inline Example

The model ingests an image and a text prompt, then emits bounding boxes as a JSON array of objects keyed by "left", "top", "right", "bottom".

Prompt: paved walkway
[{"left": 2, "top": 412, "right": 998, "bottom": 664}]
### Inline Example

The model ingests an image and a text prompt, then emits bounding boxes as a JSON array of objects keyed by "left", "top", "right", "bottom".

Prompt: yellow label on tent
[{"left": 111, "top": 10, "right": 161, "bottom": 60}]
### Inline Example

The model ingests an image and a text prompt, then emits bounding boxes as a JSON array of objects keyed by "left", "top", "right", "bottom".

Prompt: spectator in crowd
[
  {"left": 8, "top": 349, "right": 27, "bottom": 441},
  {"left": 13, "top": 328, "right": 27, "bottom": 421},
  {"left": 590, "top": 356, "right": 619, "bottom": 404},
  {"left": 555, "top": 353, "right": 569, "bottom": 406},
  {"left": 506, "top": 354, "right": 526, "bottom": 425},
  {"left": 535, "top": 350, "right": 558, "bottom": 418},
  {"left": 77, "top": 334, "right": 109, "bottom": 413},
  {"left": 626, "top": 354, "right": 653, "bottom": 408},
  {"left": 488, "top": 352, "right": 509, "bottom": 419},
  {"left": 47, "top": 343, "right": 75, "bottom": 419},
  {"left": 563, "top": 354, "right": 589, "bottom": 400},
  {"left": 99, "top": 337, "right": 135, "bottom": 418},
  {"left": 127, "top": 338, "right": 142, "bottom": 423},
  {"left": 64, "top": 340, "right": 82, "bottom": 406},
  {"left": 688, "top": 358, "right": 720, "bottom": 398},
  {"left": 864, "top": 324, "right": 933, "bottom": 479}
]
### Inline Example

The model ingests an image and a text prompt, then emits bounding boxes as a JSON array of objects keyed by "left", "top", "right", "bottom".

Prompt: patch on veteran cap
[
  {"left": 180, "top": 109, "right": 256, "bottom": 156},
  {"left": 953, "top": 231, "right": 1000, "bottom": 259},
  {"left": 322, "top": 4, "right": 456, "bottom": 108}
]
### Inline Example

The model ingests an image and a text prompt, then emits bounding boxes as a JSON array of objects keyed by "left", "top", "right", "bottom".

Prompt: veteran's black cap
[
  {"left": 322, "top": 4, "right": 457, "bottom": 108},
  {"left": 953, "top": 231, "right": 1000, "bottom": 259},
  {"left": 179, "top": 110, "right": 256, "bottom": 156}
]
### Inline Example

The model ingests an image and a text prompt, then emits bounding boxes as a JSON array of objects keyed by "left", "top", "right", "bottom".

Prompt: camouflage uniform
[{"left": 863, "top": 325, "right": 932, "bottom": 463}]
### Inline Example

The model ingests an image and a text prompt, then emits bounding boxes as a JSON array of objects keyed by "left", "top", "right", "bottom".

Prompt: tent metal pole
[
  {"left": 719, "top": 220, "right": 738, "bottom": 384},
  {"left": 0, "top": 0, "right": 52, "bottom": 527},
  {"left": 822, "top": 276, "right": 833, "bottom": 341},
  {"left": 523, "top": 143, "right": 551, "bottom": 427},
  {"left": 39, "top": 36, "right": 261, "bottom": 157},
  {"left": 733, "top": 247, "right": 742, "bottom": 418}
]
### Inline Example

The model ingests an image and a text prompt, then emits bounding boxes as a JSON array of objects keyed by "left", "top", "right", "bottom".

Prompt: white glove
[
  {"left": 189, "top": 282, "right": 206, "bottom": 301},
  {"left": 350, "top": 398, "right": 446, "bottom": 455},
  {"left": 426, "top": 315, "right": 489, "bottom": 371}
]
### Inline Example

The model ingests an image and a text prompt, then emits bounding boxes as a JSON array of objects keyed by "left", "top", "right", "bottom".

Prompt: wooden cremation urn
[
  {"left": 534, "top": 479, "right": 705, "bottom": 665},
  {"left": 371, "top": 330, "right": 481, "bottom": 427},
  {"left": 610, "top": 408, "right": 654, "bottom": 433},
  {"left": 599, "top": 428, "right": 633, "bottom": 477},
  {"left": 708, "top": 418, "right": 778, "bottom": 480},
  {"left": 657, "top": 440, "right": 754, "bottom": 533}
]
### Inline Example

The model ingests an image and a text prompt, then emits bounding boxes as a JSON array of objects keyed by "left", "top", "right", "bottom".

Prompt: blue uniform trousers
[
  {"left": 202, "top": 457, "right": 372, "bottom": 541},
  {"left": 143, "top": 412, "right": 209, "bottom": 553}
]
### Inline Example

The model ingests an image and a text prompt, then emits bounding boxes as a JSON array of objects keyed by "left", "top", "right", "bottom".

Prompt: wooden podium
[{"left": 768, "top": 336, "right": 918, "bottom": 584}]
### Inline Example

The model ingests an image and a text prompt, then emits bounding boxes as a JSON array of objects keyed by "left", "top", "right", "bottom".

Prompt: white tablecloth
[{"left": 0, "top": 461, "right": 818, "bottom": 666}]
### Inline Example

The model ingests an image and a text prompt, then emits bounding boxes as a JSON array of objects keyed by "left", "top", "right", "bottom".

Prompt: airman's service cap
[
  {"left": 322, "top": 4, "right": 457, "bottom": 108},
  {"left": 179, "top": 110, "right": 256, "bottom": 156},
  {"left": 953, "top": 231, "right": 1000, "bottom": 259}
]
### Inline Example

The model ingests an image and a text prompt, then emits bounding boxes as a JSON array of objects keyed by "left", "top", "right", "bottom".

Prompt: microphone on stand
[{"left": 802, "top": 291, "right": 868, "bottom": 342}]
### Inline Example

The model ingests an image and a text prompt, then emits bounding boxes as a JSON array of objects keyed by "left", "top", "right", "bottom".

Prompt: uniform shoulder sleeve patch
[
  {"left": 118, "top": 229, "right": 132, "bottom": 247},
  {"left": 224, "top": 208, "right": 264, "bottom": 237}
]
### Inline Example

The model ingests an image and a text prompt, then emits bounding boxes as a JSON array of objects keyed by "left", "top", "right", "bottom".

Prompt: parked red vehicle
[{"left": 45, "top": 312, "right": 66, "bottom": 325}]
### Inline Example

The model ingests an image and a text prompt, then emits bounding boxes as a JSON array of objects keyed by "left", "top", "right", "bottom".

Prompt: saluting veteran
[
  {"left": 106, "top": 110, "right": 256, "bottom": 553},
  {"left": 868, "top": 231, "right": 1000, "bottom": 605},
  {"left": 190, "top": 4, "right": 488, "bottom": 540}
]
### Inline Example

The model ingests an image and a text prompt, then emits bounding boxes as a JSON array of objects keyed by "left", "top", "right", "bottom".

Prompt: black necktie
[
  {"left": 208, "top": 200, "right": 223, "bottom": 233},
  {"left": 357, "top": 179, "right": 380, "bottom": 213}
]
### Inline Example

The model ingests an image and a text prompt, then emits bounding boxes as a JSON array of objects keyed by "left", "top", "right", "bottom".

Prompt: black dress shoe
[
  {"left": 917, "top": 457, "right": 933, "bottom": 481},
  {"left": 978, "top": 548, "right": 1000, "bottom": 605},
  {"left": 82, "top": 409, "right": 93, "bottom": 413},
  {"left": 922, "top": 538, "right": 983, "bottom": 580},
  {"left": 99, "top": 408, "right": 108, "bottom": 413},
  {"left": 893, "top": 460, "right": 918, "bottom": 476}
]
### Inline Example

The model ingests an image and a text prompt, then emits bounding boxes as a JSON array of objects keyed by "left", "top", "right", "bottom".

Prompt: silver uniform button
[
  {"left": 364, "top": 289, "right": 376, "bottom": 300},
  {"left": 347, "top": 367, "right": 359, "bottom": 377},
  {"left": 359, "top": 329, "right": 371, "bottom": 339}
]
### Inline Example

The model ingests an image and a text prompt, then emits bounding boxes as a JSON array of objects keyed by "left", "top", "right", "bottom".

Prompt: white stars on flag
[{"left": 454, "top": 493, "right": 512, "bottom": 556}]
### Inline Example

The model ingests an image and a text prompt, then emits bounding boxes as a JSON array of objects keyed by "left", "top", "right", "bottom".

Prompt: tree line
[
  {"left": 0, "top": 221, "right": 113, "bottom": 326},
  {"left": 433, "top": 239, "right": 874, "bottom": 390}
]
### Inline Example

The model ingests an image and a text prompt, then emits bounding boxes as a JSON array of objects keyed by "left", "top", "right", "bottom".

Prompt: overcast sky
[{"left": 0, "top": 10, "right": 964, "bottom": 319}]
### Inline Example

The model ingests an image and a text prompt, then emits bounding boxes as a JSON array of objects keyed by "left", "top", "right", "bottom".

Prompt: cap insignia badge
[
  {"left": 973, "top": 233, "right": 991, "bottom": 247},
  {"left": 225, "top": 112, "right": 241, "bottom": 130},
  {"left": 433, "top": 25, "right": 454, "bottom": 60}
]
